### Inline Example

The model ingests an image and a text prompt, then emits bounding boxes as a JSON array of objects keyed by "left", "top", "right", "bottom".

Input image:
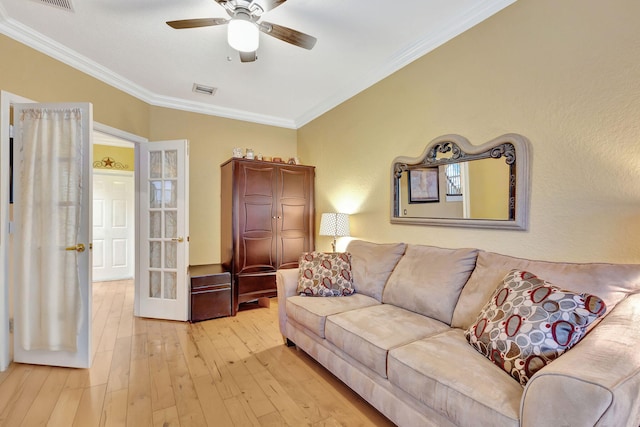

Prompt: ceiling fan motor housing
[{"left": 224, "top": 1, "right": 264, "bottom": 18}]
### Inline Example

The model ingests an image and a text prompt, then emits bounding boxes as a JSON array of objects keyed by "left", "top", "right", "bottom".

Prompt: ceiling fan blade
[
  {"left": 239, "top": 51, "right": 257, "bottom": 63},
  {"left": 260, "top": 0, "right": 288, "bottom": 12},
  {"left": 166, "top": 18, "right": 228, "bottom": 29},
  {"left": 259, "top": 21, "right": 317, "bottom": 50}
]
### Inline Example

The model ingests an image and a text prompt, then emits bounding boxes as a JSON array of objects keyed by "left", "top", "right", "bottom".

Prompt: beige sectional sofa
[{"left": 276, "top": 240, "right": 640, "bottom": 427}]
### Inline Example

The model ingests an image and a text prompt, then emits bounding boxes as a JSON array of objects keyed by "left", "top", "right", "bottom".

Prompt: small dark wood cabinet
[
  {"left": 221, "top": 158, "right": 315, "bottom": 315},
  {"left": 189, "top": 264, "right": 231, "bottom": 322}
]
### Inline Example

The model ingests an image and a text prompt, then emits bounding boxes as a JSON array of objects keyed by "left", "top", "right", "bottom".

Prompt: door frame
[
  {"left": 93, "top": 124, "right": 147, "bottom": 318},
  {"left": 0, "top": 91, "right": 33, "bottom": 371}
]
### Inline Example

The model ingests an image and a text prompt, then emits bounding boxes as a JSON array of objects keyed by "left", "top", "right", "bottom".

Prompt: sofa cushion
[
  {"left": 285, "top": 294, "right": 379, "bottom": 338},
  {"left": 465, "top": 269, "right": 607, "bottom": 386},
  {"left": 382, "top": 244, "right": 478, "bottom": 324},
  {"left": 297, "top": 252, "right": 354, "bottom": 296},
  {"left": 388, "top": 329, "right": 521, "bottom": 427},
  {"left": 451, "top": 250, "right": 640, "bottom": 330},
  {"left": 347, "top": 240, "right": 406, "bottom": 301},
  {"left": 324, "top": 304, "right": 449, "bottom": 378}
]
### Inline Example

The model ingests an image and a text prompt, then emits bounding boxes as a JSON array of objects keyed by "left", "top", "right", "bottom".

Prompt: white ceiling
[{"left": 0, "top": 0, "right": 516, "bottom": 129}]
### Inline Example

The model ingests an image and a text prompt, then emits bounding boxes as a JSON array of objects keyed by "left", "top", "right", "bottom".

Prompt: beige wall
[
  {"left": 299, "top": 0, "right": 640, "bottom": 263},
  {"left": 148, "top": 106, "right": 297, "bottom": 265},
  {"left": 0, "top": 35, "right": 149, "bottom": 137}
]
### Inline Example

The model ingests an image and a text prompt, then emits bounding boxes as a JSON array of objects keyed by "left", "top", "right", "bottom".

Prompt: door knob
[
  {"left": 171, "top": 237, "right": 184, "bottom": 242},
  {"left": 66, "top": 243, "right": 86, "bottom": 253}
]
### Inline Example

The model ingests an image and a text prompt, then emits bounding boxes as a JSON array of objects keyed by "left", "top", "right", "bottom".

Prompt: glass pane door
[
  {"left": 148, "top": 149, "right": 178, "bottom": 300},
  {"left": 138, "top": 141, "right": 189, "bottom": 321}
]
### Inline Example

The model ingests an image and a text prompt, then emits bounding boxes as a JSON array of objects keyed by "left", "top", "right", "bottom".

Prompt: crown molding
[
  {"left": 0, "top": 10, "right": 297, "bottom": 129},
  {"left": 293, "top": 0, "right": 517, "bottom": 128},
  {"left": 1, "top": 0, "right": 515, "bottom": 130},
  {"left": 149, "top": 94, "right": 297, "bottom": 129}
]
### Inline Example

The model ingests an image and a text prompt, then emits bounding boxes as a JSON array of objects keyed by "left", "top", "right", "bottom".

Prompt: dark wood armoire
[{"left": 220, "top": 158, "right": 315, "bottom": 315}]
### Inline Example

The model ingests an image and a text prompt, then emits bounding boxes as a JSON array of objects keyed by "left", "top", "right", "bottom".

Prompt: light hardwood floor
[{"left": 0, "top": 280, "right": 395, "bottom": 427}]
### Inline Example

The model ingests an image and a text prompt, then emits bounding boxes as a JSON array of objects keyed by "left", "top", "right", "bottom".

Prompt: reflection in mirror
[
  {"left": 399, "top": 158, "right": 510, "bottom": 220},
  {"left": 391, "top": 134, "right": 530, "bottom": 230}
]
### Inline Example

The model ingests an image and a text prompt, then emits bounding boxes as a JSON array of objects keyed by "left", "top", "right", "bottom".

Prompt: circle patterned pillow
[
  {"left": 464, "top": 269, "right": 606, "bottom": 386},
  {"left": 297, "top": 252, "right": 354, "bottom": 297}
]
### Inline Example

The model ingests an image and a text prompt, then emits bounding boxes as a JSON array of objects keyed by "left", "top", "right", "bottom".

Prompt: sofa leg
[{"left": 285, "top": 338, "right": 296, "bottom": 347}]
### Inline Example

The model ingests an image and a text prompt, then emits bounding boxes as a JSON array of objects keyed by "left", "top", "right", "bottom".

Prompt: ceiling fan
[{"left": 166, "top": 0, "right": 317, "bottom": 63}]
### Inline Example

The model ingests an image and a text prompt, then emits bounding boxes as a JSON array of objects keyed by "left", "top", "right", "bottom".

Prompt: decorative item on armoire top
[
  {"left": 232, "top": 147, "right": 243, "bottom": 158},
  {"left": 319, "top": 212, "right": 351, "bottom": 252},
  {"left": 246, "top": 148, "right": 254, "bottom": 159}
]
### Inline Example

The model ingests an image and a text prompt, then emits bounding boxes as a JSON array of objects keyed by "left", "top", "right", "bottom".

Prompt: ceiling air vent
[
  {"left": 32, "top": 0, "right": 74, "bottom": 12},
  {"left": 192, "top": 83, "right": 217, "bottom": 96}
]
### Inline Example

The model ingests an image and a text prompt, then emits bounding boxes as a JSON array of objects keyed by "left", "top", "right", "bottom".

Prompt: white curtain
[{"left": 16, "top": 108, "right": 84, "bottom": 352}]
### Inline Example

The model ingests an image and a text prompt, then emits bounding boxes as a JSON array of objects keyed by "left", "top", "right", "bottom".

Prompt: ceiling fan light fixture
[{"left": 227, "top": 13, "right": 259, "bottom": 52}]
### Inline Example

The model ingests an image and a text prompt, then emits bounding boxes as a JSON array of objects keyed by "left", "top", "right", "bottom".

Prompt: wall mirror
[{"left": 391, "top": 133, "right": 531, "bottom": 230}]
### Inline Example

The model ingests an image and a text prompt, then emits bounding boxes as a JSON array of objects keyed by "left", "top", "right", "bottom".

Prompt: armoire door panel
[
  {"left": 241, "top": 237, "right": 275, "bottom": 272},
  {"left": 279, "top": 168, "right": 308, "bottom": 200},
  {"left": 279, "top": 237, "right": 306, "bottom": 269},
  {"left": 243, "top": 167, "right": 275, "bottom": 197},
  {"left": 244, "top": 203, "right": 274, "bottom": 232},
  {"left": 280, "top": 204, "right": 306, "bottom": 232}
]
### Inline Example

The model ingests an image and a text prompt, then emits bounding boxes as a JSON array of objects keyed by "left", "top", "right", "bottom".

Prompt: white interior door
[
  {"left": 12, "top": 102, "right": 93, "bottom": 369},
  {"left": 93, "top": 171, "right": 134, "bottom": 282},
  {"left": 137, "top": 140, "right": 189, "bottom": 321}
]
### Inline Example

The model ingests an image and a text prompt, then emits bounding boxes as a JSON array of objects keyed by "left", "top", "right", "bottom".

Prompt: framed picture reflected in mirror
[{"left": 408, "top": 167, "right": 439, "bottom": 203}]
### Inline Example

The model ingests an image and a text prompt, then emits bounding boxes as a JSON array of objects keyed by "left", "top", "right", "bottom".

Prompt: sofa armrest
[
  {"left": 276, "top": 268, "right": 299, "bottom": 338},
  {"left": 521, "top": 293, "right": 640, "bottom": 427}
]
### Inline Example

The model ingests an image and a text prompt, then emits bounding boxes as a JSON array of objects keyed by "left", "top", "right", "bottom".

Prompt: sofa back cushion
[
  {"left": 382, "top": 244, "right": 479, "bottom": 324},
  {"left": 347, "top": 240, "right": 406, "bottom": 301},
  {"left": 451, "top": 250, "right": 640, "bottom": 330}
]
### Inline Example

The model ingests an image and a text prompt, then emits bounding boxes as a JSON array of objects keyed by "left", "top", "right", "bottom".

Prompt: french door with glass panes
[{"left": 137, "top": 140, "right": 189, "bottom": 321}]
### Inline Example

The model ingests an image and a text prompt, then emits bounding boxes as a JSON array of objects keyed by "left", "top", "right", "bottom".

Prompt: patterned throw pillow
[
  {"left": 297, "top": 252, "right": 354, "bottom": 297},
  {"left": 465, "top": 269, "right": 606, "bottom": 386}
]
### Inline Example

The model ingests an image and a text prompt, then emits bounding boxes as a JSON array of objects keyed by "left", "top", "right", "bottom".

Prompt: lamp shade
[
  {"left": 227, "top": 15, "right": 259, "bottom": 52},
  {"left": 319, "top": 213, "right": 350, "bottom": 238}
]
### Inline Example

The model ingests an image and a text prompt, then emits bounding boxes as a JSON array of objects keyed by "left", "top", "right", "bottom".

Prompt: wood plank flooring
[{"left": 0, "top": 280, "right": 395, "bottom": 427}]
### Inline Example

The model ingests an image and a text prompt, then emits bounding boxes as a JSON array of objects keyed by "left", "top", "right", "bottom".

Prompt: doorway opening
[{"left": 92, "top": 131, "right": 135, "bottom": 283}]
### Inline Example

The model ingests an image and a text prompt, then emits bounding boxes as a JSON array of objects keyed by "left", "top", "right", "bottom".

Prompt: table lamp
[{"left": 319, "top": 212, "right": 350, "bottom": 252}]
